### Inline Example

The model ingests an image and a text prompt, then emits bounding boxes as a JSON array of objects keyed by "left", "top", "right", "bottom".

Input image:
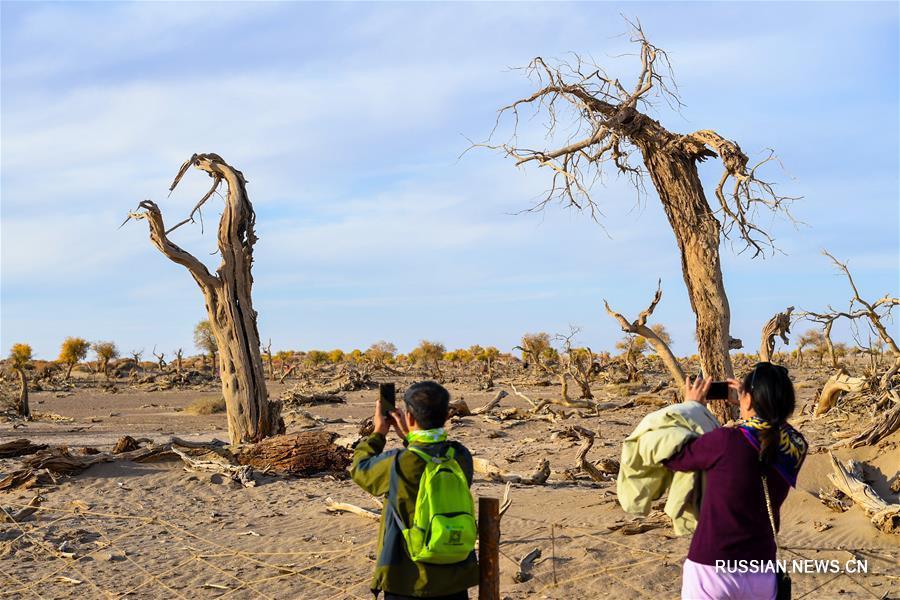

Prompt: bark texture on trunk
[
  {"left": 129, "top": 154, "right": 283, "bottom": 445},
  {"left": 14, "top": 368, "right": 30, "bottom": 419},
  {"left": 640, "top": 147, "right": 735, "bottom": 421}
]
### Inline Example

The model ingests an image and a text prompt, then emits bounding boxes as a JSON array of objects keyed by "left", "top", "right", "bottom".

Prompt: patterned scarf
[
  {"left": 406, "top": 428, "right": 448, "bottom": 445},
  {"left": 737, "top": 416, "right": 808, "bottom": 487}
]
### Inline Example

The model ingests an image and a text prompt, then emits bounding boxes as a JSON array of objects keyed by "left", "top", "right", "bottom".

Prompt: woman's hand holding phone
[{"left": 685, "top": 374, "right": 712, "bottom": 404}]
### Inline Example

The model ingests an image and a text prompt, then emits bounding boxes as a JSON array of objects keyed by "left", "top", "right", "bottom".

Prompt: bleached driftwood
[
  {"left": 827, "top": 452, "right": 899, "bottom": 534},
  {"left": 815, "top": 370, "right": 866, "bottom": 416},
  {"left": 473, "top": 457, "right": 550, "bottom": 485},
  {"left": 324, "top": 497, "right": 380, "bottom": 521}
]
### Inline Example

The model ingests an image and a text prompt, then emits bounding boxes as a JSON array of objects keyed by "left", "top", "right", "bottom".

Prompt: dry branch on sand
[
  {"left": 838, "top": 402, "right": 900, "bottom": 449},
  {"left": 473, "top": 457, "right": 550, "bottom": 485},
  {"left": 571, "top": 426, "right": 618, "bottom": 483},
  {"left": 513, "top": 547, "right": 542, "bottom": 583},
  {"left": 827, "top": 453, "right": 899, "bottom": 535},
  {"left": 0, "top": 495, "right": 42, "bottom": 523},
  {"left": 324, "top": 498, "right": 380, "bottom": 521},
  {"left": 472, "top": 390, "right": 510, "bottom": 415},
  {"left": 0, "top": 432, "right": 351, "bottom": 493},
  {"left": 0, "top": 439, "right": 47, "bottom": 458}
]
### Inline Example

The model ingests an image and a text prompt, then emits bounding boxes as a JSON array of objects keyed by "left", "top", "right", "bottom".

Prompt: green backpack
[{"left": 390, "top": 446, "right": 477, "bottom": 565}]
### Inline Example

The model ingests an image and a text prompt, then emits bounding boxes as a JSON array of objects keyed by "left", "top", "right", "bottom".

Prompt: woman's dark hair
[
  {"left": 742, "top": 362, "right": 795, "bottom": 465},
  {"left": 403, "top": 381, "right": 450, "bottom": 429}
]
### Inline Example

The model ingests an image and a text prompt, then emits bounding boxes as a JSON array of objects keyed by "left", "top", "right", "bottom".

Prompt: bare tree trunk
[
  {"left": 65, "top": 362, "right": 75, "bottom": 380},
  {"left": 128, "top": 154, "right": 283, "bottom": 444},
  {"left": 264, "top": 339, "right": 274, "bottom": 380},
  {"left": 823, "top": 320, "right": 837, "bottom": 368},
  {"left": 13, "top": 368, "right": 30, "bottom": 419},
  {"left": 641, "top": 149, "right": 735, "bottom": 421}
]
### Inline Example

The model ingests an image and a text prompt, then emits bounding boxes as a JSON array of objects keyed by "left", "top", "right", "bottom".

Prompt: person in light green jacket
[
  {"left": 350, "top": 381, "right": 479, "bottom": 599},
  {"left": 617, "top": 392, "right": 720, "bottom": 535}
]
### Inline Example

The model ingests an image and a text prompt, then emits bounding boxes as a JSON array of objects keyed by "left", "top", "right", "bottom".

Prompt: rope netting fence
[
  {"left": 0, "top": 501, "right": 374, "bottom": 599},
  {"left": 495, "top": 513, "right": 895, "bottom": 599},
  {"left": 1, "top": 501, "right": 895, "bottom": 599}
]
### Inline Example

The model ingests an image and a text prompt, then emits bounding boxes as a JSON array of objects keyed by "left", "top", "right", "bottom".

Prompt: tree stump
[{"left": 237, "top": 431, "right": 351, "bottom": 476}]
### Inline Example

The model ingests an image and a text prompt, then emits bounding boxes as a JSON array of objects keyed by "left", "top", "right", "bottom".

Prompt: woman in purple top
[{"left": 664, "top": 363, "right": 808, "bottom": 600}]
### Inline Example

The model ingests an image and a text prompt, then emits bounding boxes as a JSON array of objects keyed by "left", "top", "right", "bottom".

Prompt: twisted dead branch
[
  {"left": 604, "top": 280, "right": 685, "bottom": 389},
  {"left": 759, "top": 306, "right": 793, "bottom": 363}
]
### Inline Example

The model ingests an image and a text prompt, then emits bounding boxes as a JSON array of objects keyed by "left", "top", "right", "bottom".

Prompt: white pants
[{"left": 682, "top": 559, "right": 776, "bottom": 600}]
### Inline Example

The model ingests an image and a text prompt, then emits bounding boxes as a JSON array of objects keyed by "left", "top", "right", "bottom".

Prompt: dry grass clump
[{"left": 184, "top": 397, "right": 226, "bottom": 415}]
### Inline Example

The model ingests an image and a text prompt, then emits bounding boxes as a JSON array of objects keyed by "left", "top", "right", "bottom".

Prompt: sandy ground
[{"left": 1, "top": 376, "right": 898, "bottom": 600}]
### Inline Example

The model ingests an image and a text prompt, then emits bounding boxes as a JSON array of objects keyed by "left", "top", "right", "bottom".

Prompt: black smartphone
[
  {"left": 706, "top": 381, "right": 730, "bottom": 400},
  {"left": 379, "top": 382, "right": 396, "bottom": 416},
  {"left": 694, "top": 370, "right": 729, "bottom": 400}
]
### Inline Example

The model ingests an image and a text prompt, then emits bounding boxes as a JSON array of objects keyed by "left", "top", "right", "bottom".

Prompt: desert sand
[{"left": 1, "top": 370, "right": 898, "bottom": 600}]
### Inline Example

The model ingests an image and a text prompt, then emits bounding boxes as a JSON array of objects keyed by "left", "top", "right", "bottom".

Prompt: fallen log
[
  {"left": 827, "top": 452, "right": 899, "bottom": 534},
  {"left": 473, "top": 457, "right": 550, "bottom": 485},
  {"left": 472, "top": 390, "right": 509, "bottom": 415},
  {"left": 0, "top": 439, "right": 47, "bottom": 458},
  {"left": 23, "top": 447, "right": 111, "bottom": 474}
]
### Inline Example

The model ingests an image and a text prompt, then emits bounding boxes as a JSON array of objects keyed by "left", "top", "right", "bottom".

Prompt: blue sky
[{"left": 1, "top": 2, "right": 898, "bottom": 360}]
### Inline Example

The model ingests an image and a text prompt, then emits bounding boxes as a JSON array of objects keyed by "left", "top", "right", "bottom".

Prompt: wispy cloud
[{"left": 1, "top": 2, "right": 897, "bottom": 358}]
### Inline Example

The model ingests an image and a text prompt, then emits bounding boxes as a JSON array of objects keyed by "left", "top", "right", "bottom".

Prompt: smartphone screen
[
  {"left": 707, "top": 381, "right": 729, "bottom": 400},
  {"left": 379, "top": 382, "right": 396, "bottom": 415}
]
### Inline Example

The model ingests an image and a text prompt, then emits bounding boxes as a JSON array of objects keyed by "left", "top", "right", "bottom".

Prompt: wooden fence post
[{"left": 479, "top": 496, "right": 500, "bottom": 600}]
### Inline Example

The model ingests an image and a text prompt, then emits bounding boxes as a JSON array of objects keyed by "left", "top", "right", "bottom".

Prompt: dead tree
[
  {"left": 152, "top": 346, "right": 167, "bottom": 371},
  {"left": 556, "top": 327, "right": 604, "bottom": 400},
  {"left": 173, "top": 348, "right": 184, "bottom": 374},
  {"left": 8, "top": 344, "right": 32, "bottom": 419},
  {"left": 799, "top": 311, "right": 841, "bottom": 368},
  {"left": 759, "top": 306, "right": 793, "bottom": 363},
  {"left": 605, "top": 281, "right": 685, "bottom": 390},
  {"left": 126, "top": 153, "right": 283, "bottom": 444},
  {"left": 481, "top": 23, "right": 794, "bottom": 421},
  {"left": 814, "top": 252, "right": 899, "bottom": 391},
  {"left": 263, "top": 339, "right": 274, "bottom": 380}
]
